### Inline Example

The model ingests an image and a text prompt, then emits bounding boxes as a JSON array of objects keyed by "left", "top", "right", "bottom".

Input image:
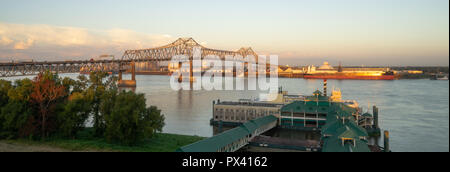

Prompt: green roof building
[
  {"left": 321, "top": 136, "right": 371, "bottom": 152},
  {"left": 278, "top": 90, "right": 373, "bottom": 152}
]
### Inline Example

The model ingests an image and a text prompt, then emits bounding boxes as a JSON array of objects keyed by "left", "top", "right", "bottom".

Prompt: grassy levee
[{"left": 0, "top": 129, "right": 204, "bottom": 152}]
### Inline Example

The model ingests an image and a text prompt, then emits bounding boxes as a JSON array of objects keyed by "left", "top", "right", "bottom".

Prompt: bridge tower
[
  {"left": 176, "top": 60, "right": 195, "bottom": 83},
  {"left": 189, "top": 58, "right": 194, "bottom": 82},
  {"left": 118, "top": 61, "right": 137, "bottom": 88}
]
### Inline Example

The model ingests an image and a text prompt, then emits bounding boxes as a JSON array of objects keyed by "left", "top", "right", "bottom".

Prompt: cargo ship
[
  {"left": 303, "top": 62, "right": 395, "bottom": 80},
  {"left": 303, "top": 71, "right": 395, "bottom": 80}
]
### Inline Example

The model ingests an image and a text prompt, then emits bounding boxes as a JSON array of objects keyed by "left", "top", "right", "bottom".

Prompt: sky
[{"left": 0, "top": 0, "right": 448, "bottom": 66}]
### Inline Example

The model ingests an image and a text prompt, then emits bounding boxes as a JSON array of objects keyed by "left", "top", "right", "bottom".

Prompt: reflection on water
[{"left": 2, "top": 74, "right": 449, "bottom": 152}]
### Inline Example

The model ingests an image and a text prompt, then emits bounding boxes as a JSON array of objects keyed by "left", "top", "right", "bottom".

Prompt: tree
[
  {"left": 83, "top": 72, "right": 117, "bottom": 136},
  {"left": 1, "top": 71, "right": 166, "bottom": 145},
  {"left": 29, "top": 72, "right": 66, "bottom": 138},
  {"left": 0, "top": 80, "right": 12, "bottom": 107},
  {"left": 8, "top": 78, "right": 33, "bottom": 102},
  {"left": 71, "top": 75, "right": 88, "bottom": 93},
  {"left": 61, "top": 77, "right": 76, "bottom": 94},
  {"left": 0, "top": 79, "right": 34, "bottom": 139},
  {"left": 57, "top": 92, "right": 91, "bottom": 138},
  {"left": 104, "top": 91, "right": 165, "bottom": 145},
  {"left": 0, "top": 100, "right": 33, "bottom": 139},
  {"left": 0, "top": 80, "right": 11, "bottom": 136},
  {"left": 145, "top": 106, "right": 165, "bottom": 135}
]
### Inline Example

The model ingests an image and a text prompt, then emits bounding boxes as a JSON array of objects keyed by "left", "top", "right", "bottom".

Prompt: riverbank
[{"left": 0, "top": 133, "right": 204, "bottom": 152}]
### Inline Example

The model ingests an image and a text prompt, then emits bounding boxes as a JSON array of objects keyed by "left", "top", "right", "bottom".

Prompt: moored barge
[{"left": 303, "top": 62, "right": 396, "bottom": 80}]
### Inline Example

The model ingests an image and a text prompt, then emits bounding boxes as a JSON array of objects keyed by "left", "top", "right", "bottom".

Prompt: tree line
[{"left": 0, "top": 71, "right": 165, "bottom": 145}]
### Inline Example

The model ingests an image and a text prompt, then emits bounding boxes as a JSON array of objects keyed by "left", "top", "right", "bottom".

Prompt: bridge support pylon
[
  {"left": 176, "top": 60, "right": 195, "bottom": 83},
  {"left": 118, "top": 61, "right": 137, "bottom": 88},
  {"left": 189, "top": 59, "right": 195, "bottom": 83}
]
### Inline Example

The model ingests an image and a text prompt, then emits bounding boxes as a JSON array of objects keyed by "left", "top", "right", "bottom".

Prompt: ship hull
[{"left": 303, "top": 74, "right": 395, "bottom": 80}]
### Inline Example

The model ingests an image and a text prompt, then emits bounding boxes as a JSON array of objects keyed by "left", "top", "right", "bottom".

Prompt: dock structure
[
  {"left": 279, "top": 91, "right": 331, "bottom": 131},
  {"left": 211, "top": 101, "right": 283, "bottom": 126},
  {"left": 279, "top": 95, "right": 382, "bottom": 152},
  {"left": 210, "top": 86, "right": 374, "bottom": 133},
  {"left": 179, "top": 97, "right": 383, "bottom": 152},
  {"left": 180, "top": 81, "right": 387, "bottom": 152},
  {"left": 210, "top": 88, "right": 309, "bottom": 127},
  {"left": 177, "top": 115, "right": 278, "bottom": 152}
]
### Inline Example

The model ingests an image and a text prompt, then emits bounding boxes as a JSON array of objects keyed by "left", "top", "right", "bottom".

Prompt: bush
[{"left": 104, "top": 91, "right": 165, "bottom": 145}]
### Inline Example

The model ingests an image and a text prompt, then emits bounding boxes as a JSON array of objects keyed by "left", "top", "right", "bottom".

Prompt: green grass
[{"left": 2, "top": 129, "right": 205, "bottom": 152}]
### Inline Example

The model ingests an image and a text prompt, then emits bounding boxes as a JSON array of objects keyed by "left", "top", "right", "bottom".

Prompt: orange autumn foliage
[{"left": 29, "top": 73, "right": 66, "bottom": 138}]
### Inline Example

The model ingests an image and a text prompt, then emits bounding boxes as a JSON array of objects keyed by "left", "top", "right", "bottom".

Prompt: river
[{"left": 2, "top": 74, "right": 449, "bottom": 152}]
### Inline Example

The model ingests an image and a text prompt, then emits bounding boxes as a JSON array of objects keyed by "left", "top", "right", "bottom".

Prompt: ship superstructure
[{"left": 303, "top": 62, "right": 395, "bottom": 80}]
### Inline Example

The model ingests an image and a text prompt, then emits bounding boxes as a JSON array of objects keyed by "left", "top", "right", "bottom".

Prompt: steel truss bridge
[
  {"left": 0, "top": 60, "right": 128, "bottom": 77},
  {"left": 0, "top": 38, "right": 260, "bottom": 77}
]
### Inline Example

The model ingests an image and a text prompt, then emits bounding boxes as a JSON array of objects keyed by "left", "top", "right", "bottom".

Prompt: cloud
[
  {"left": 0, "top": 23, "right": 90, "bottom": 48},
  {"left": 0, "top": 22, "right": 172, "bottom": 60},
  {"left": 105, "top": 28, "right": 172, "bottom": 50},
  {"left": 13, "top": 38, "right": 34, "bottom": 50},
  {"left": 0, "top": 36, "right": 13, "bottom": 45}
]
